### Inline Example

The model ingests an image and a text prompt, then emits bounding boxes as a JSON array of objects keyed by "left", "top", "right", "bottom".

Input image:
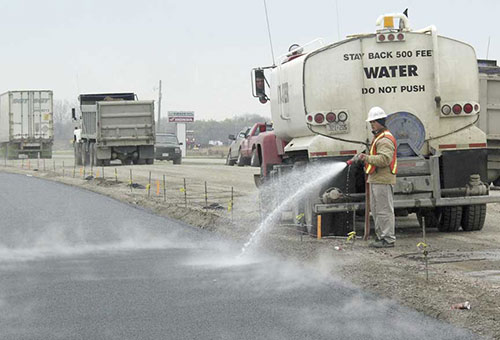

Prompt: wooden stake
[{"left": 317, "top": 215, "right": 322, "bottom": 239}]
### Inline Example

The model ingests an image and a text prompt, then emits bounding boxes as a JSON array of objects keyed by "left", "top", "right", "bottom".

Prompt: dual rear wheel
[{"left": 418, "top": 204, "right": 486, "bottom": 232}]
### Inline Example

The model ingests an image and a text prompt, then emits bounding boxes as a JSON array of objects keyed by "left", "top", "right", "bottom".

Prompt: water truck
[
  {"left": 251, "top": 13, "right": 500, "bottom": 237},
  {"left": 72, "top": 93, "right": 155, "bottom": 166},
  {"left": 0, "top": 90, "right": 53, "bottom": 159}
]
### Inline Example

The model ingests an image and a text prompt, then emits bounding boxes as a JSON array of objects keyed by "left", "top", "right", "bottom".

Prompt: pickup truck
[{"left": 231, "top": 122, "right": 273, "bottom": 166}]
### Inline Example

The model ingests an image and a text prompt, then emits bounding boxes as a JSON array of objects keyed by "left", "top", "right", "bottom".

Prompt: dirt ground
[{"left": 3, "top": 152, "right": 500, "bottom": 339}]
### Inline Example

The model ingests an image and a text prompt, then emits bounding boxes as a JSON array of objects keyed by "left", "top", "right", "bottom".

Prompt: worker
[{"left": 358, "top": 107, "right": 398, "bottom": 248}]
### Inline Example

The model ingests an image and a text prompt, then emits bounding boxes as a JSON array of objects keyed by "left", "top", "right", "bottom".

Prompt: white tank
[{"left": 269, "top": 24, "right": 485, "bottom": 157}]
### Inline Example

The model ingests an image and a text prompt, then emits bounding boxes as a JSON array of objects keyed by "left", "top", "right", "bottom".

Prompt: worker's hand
[{"left": 358, "top": 153, "right": 367, "bottom": 161}]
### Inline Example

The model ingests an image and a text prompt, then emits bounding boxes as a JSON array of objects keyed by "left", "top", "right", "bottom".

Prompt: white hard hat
[{"left": 366, "top": 106, "right": 388, "bottom": 122}]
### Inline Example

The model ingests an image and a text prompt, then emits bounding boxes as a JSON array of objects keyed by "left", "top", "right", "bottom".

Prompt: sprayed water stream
[{"left": 240, "top": 162, "right": 347, "bottom": 256}]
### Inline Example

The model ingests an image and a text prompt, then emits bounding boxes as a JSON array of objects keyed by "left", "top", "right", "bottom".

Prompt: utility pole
[{"left": 157, "top": 80, "right": 162, "bottom": 132}]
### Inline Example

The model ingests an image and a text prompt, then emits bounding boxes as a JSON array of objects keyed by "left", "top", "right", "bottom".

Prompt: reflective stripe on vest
[{"left": 365, "top": 130, "right": 398, "bottom": 175}]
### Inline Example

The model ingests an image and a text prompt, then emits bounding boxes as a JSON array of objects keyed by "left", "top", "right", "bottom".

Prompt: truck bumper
[
  {"left": 315, "top": 194, "right": 500, "bottom": 213},
  {"left": 2, "top": 141, "right": 52, "bottom": 159}
]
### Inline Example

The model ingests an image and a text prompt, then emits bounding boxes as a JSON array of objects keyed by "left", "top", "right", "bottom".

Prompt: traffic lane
[
  {"left": 0, "top": 173, "right": 478, "bottom": 340},
  {"left": 0, "top": 248, "right": 478, "bottom": 340}
]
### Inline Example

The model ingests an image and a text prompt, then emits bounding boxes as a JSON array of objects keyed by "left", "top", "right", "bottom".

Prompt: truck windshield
[{"left": 157, "top": 135, "right": 178, "bottom": 144}]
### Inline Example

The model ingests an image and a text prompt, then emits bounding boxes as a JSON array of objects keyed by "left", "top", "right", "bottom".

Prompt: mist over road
[{"left": 0, "top": 173, "right": 478, "bottom": 340}]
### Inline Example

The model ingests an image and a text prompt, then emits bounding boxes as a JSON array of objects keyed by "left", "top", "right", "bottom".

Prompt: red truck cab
[{"left": 239, "top": 123, "right": 272, "bottom": 161}]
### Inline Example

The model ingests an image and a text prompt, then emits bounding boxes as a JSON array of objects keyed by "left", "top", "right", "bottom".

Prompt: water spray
[{"left": 239, "top": 162, "right": 347, "bottom": 257}]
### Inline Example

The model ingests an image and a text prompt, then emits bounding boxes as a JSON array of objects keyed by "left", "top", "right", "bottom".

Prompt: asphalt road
[{"left": 0, "top": 173, "right": 479, "bottom": 340}]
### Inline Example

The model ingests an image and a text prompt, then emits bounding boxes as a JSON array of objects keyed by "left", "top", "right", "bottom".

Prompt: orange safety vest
[{"left": 365, "top": 130, "right": 398, "bottom": 175}]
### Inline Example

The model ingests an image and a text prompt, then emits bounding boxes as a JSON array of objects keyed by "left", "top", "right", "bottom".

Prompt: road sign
[{"left": 168, "top": 111, "right": 194, "bottom": 122}]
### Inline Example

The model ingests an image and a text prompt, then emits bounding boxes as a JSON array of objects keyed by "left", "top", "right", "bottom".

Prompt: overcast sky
[{"left": 0, "top": 0, "right": 498, "bottom": 121}]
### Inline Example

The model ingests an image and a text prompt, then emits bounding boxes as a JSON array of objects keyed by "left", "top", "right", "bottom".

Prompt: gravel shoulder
[{"left": 3, "top": 153, "right": 500, "bottom": 339}]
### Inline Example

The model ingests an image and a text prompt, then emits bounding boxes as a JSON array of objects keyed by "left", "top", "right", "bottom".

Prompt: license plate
[{"left": 162, "top": 153, "right": 169, "bottom": 157}]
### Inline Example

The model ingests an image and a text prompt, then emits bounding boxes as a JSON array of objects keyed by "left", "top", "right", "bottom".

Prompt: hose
[{"left": 425, "top": 115, "right": 480, "bottom": 142}]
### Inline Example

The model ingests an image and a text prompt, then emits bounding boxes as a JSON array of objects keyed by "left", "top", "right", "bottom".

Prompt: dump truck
[
  {"left": 73, "top": 93, "right": 155, "bottom": 166},
  {"left": 0, "top": 90, "right": 53, "bottom": 159},
  {"left": 478, "top": 59, "right": 500, "bottom": 186},
  {"left": 251, "top": 13, "right": 500, "bottom": 236}
]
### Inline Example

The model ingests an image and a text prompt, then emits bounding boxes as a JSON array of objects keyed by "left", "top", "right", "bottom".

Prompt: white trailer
[
  {"left": 73, "top": 93, "right": 155, "bottom": 166},
  {"left": 252, "top": 13, "right": 500, "bottom": 236},
  {"left": 0, "top": 90, "right": 53, "bottom": 159}
]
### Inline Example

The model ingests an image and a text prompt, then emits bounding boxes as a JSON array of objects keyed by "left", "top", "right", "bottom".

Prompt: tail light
[
  {"left": 397, "top": 33, "right": 405, "bottom": 41},
  {"left": 452, "top": 104, "right": 462, "bottom": 115},
  {"left": 474, "top": 104, "right": 480, "bottom": 112},
  {"left": 307, "top": 115, "right": 313, "bottom": 122},
  {"left": 441, "top": 105, "right": 451, "bottom": 115},
  {"left": 464, "top": 103, "right": 473, "bottom": 114},
  {"left": 388, "top": 34, "right": 395, "bottom": 41},
  {"left": 337, "top": 111, "right": 348, "bottom": 122},
  {"left": 378, "top": 35, "right": 386, "bottom": 42},
  {"left": 314, "top": 113, "right": 324, "bottom": 124},
  {"left": 325, "top": 112, "right": 336, "bottom": 123}
]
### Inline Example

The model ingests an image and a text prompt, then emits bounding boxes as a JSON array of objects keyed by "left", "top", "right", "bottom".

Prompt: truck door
[{"left": 11, "top": 92, "right": 30, "bottom": 140}]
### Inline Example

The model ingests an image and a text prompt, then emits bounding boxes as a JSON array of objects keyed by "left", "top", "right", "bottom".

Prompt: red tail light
[
  {"left": 307, "top": 115, "right": 313, "bottom": 122},
  {"left": 325, "top": 112, "right": 336, "bottom": 123},
  {"left": 464, "top": 103, "right": 473, "bottom": 114},
  {"left": 452, "top": 104, "right": 462, "bottom": 115},
  {"left": 378, "top": 35, "right": 385, "bottom": 42},
  {"left": 388, "top": 34, "right": 395, "bottom": 41},
  {"left": 314, "top": 113, "right": 324, "bottom": 124},
  {"left": 474, "top": 104, "right": 480, "bottom": 112},
  {"left": 397, "top": 33, "right": 404, "bottom": 41}
]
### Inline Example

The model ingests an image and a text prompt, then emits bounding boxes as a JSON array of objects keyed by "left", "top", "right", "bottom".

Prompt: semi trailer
[
  {"left": 73, "top": 93, "right": 155, "bottom": 166},
  {"left": 251, "top": 13, "right": 500, "bottom": 236},
  {"left": 0, "top": 90, "right": 53, "bottom": 159}
]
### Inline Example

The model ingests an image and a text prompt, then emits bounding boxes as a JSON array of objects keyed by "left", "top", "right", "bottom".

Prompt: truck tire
[
  {"left": 417, "top": 209, "right": 440, "bottom": 228},
  {"left": 330, "top": 212, "right": 353, "bottom": 237},
  {"left": 226, "top": 152, "right": 236, "bottom": 166},
  {"left": 437, "top": 206, "right": 462, "bottom": 232},
  {"left": 303, "top": 196, "right": 336, "bottom": 236},
  {"left": 237, "top": 151, "right": 245, "bottom": 167},
  {"left": 173, "top": 158, "right": 181, "bottom": 165},
  {"left": 304, "top": 198, "right": 318, "bottom": 236},
  {"left": 74, "top": 145, "right": 82, "bottom": 166},
  {"left": 461, "top": 204, "right": 486, "bottom": 231},
  {"left": 146, "top": 158, "right": 154, "bottom": 165},
  {"left": 91, "top": 143, "right": 97, "bottom": 167},
  {"left": 84, "top": 144, "right": 91, "bottom": 166},
  {"left": 251, "top": 148, "right": 260, "bottom": 167}
]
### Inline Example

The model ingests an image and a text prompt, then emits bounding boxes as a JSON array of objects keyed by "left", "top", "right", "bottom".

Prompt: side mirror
[
  {"left": 253, "top": 69, "right": 268, "bottom": 104},
  {"left": 71, "top": 108, "right": 76, "bottom": 120},
  {"left": 228, "top": 134, "right": 236, "bottom": 140}
]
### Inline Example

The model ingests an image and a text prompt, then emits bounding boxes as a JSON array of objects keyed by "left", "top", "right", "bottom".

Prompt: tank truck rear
[{"left": 251, "top": 13, "right": 500, "bottom": 236}]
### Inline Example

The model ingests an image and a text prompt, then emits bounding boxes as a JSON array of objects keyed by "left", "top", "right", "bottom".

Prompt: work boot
[{"left": 369, "top": 239, "right": 394, "bottom": 248}]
